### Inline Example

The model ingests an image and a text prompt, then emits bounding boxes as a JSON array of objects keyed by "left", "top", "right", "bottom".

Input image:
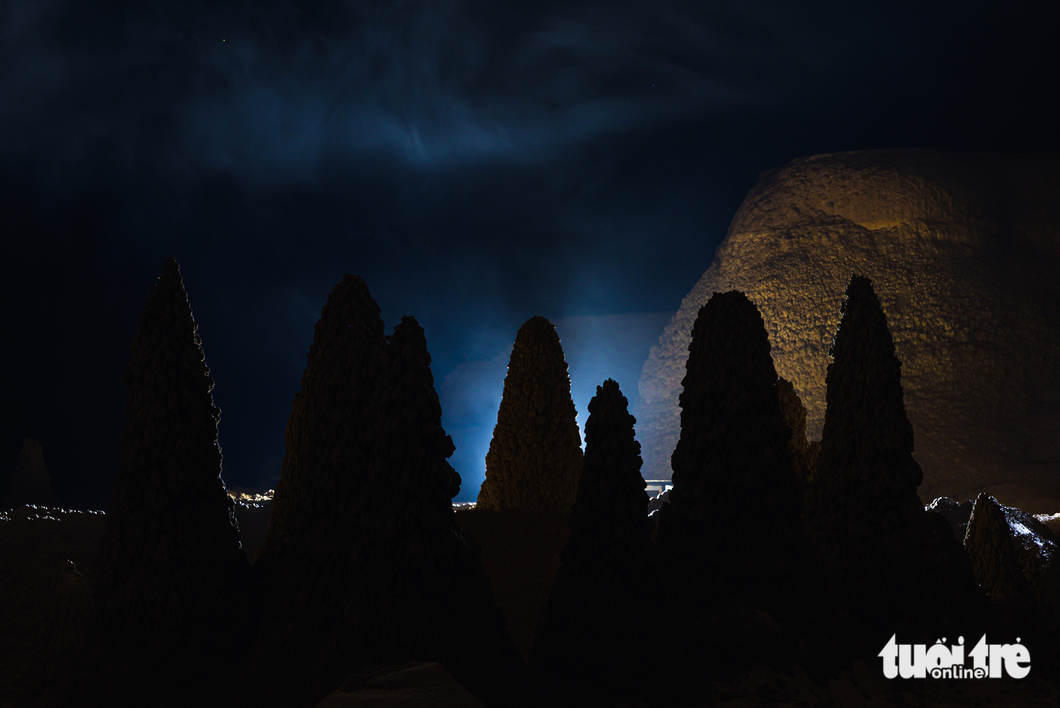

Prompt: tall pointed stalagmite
[
  {"left": 804, "top": 274, "right": 978, "bottom": 634},
  {"left": 364, "top": 316, "right": 526, "bottom": 706},
  {"left": 532, "top": 379, "right": 657, "bottom": 702},
  {"left": 245, "top": 274, "right": 388, "bottom": 708},
  {"left": 258, "top": 274, "right": 386, "bottom": 558},
  {"left": 655, "top": 291, "right": 806, "bottom": 607},
  {"left": 89, "top": 256, "right": 248, "bottom": 705},
  {"left": 244, "top": 280, "right": 526, "bottom": 708},
  {"left": 477, "top": 316, "right": 583, "bottom": 512}
]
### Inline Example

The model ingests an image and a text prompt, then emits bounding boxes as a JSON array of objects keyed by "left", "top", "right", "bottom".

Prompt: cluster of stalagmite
[
  {"left": 37, "top": 254, "right": 1056, "bottom": 706},
  {"left": 639, "top": 149, "right": 1060, "bottom": 511},
  {"left": 477, "top": 316, "right": 583, "bottom": 512},
  {"left": 243, "top": 275, "right": 524, "bottom": 708}
]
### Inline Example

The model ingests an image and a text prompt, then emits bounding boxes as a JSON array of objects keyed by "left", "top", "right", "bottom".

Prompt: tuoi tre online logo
[{"left": 879, "top": 634, "right": 1030, "bottom": 679}]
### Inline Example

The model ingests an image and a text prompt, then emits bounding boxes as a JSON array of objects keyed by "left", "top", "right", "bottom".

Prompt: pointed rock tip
[
  {"left": 846, "top": 273, "right": 875, "bottom": 295},
  {"left": 590, "top": 378, "right": 629, "bottom": 413},
  {"left": 333, "top": 273, "right": 371, "bottom": 296},
  {"left": 516, "top": 315, "right": 559, "bottom": 340},
  {"left": 160, "top": 256, "right": 182, "bottom": 281}
]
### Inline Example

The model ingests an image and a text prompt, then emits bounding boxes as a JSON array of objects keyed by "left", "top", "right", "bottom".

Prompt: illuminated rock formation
[
  {"left": 246, "top": 279, "right": 524, "bottom": 708},
  {"left": 477, "top": 316, "right": 583, "bottom": 512},
  {"left": 89, "top": 256, "right": 248, "bottom": 704},
  {"left": 6, "top": 439, "right": 56, "bottom": 508},
  {"left": 532, "top": 379, "right": 656, "bottom": 701},
  {"left": 964, "top": 493, "right": 1060, "bottom": 627},
  {"left": 804, "top": 276, "right": 978, "bottom": 633},
  {"left": 639, "top": 149, "right": 1060, "bottom": 510}
]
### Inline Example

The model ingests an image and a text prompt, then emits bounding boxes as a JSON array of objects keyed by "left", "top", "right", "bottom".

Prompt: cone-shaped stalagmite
[
  {"left": 477, "top": 316, "right": 583, "bottom": 512},
  {"left": 804, "top": 275, "right": 978, "bottom": 634},
  {"left": 655, "top": 291, "right": 806, "bottom": 608},
  {"left": 532, "top": 379, "right": 657, "bottom": 700},
  {"left": 6, "top": 439, "right": 57, "bottom": 508},
  {"left": 360, "top": 316, "right": 526, "bottom": 706},
  {"left": 89, "top": 256, "right": 247, "bottom": 704},
  {"left": 246, "top": 274, "right": 388, "bottom": 707},
  {"left": 244, "top": 280, "right": 524, "bottom": 708},
  {"left": 258, "top": 274, "right": 386, "bottom": 558}
]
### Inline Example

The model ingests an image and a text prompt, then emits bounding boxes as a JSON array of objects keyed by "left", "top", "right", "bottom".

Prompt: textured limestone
[
  {"left": 639, "top": 149, "right": 1060, "bottom": 509},
  {"left": 964, "top": 493, "right": 1060, "bottom": 626}
]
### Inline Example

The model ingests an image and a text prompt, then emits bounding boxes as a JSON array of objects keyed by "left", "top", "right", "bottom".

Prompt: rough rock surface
[
  {"left": 639, "top": 149, "right": 1060, "bottom": 510},
  {"left": 532, "top": 379, "right": 657, "bottom": 701},
  {"left": 6, "top": 439, "right": 57, "bottom": 508},
  {"left": 477, "top": 316, "right": 583, "bottom": 512},
  {"left": 964, "top": 493, "right": 1060, "bottom": 626}
]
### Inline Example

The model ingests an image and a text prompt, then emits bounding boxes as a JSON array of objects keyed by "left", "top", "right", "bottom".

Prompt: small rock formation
[
  {"left": 655, "top": 291, "right": 807, "bottom": 613},
  {"left": 804, "top": 275, "right": 978, "bottom": 634},
  {"left": 639, "top": 149, "right": 1060, "bottom": 510},
  {"left": 6, "top": 439, "right": 57, "bottom": 508},
  {"left": 926, "top": 496, "right": 974, "bottom": 542},
  {"left": 476, "top": 316, "right": 583, "bottom": 512},
  {"left": 777, "top": 377, "right": 818, "bottom": 484},
  {"left": 531, "top": 379, "right": 657, "bottom": 702},
  {"left": 87, "top": 257, "right": 249, "bottom": 705},
  {"left": 964, "top": 493, "right": 1060, "bottom": 626},
  {"left": 246, "top": 277, "right": 524, "bottom": 708}
]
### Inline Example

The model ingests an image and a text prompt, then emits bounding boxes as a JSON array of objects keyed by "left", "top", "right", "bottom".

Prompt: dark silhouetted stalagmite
[
  {"left": 244, "top": 278, "right": 525, "bottom": 708},
  {"left": 477, "top": 316, "right": 583, "bottom": 512},
  {"left": 242, "top": 274, "right": 387, "bottom": 708},
  {"left": 532, "top": 379, "right": 658, "bottom": 701},
  {"left": 655, "top": 291, "right": 806, "bottom": 610},
  {"left": 362, "top": 316, "right": 526, "bottom": 705},
  {"left": 6, "top": 438, "right": 57, "bottom": 508},
  {"left": 85, "top": 256, "right": 248, "bottom": 705},
  {"left": 804, "top": 275, "right": 978, "bottom": 634}
]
